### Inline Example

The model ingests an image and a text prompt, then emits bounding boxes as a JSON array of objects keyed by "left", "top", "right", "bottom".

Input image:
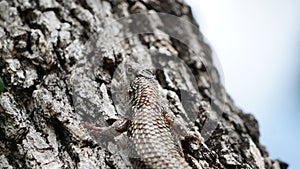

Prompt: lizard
[{"left": 127, "top": 69, "right": 195, "bottom": 169}]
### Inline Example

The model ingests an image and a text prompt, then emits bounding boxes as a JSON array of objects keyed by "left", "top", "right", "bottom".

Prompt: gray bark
[{"left": 0, "top": 0, "right": 287, "bottom": 169}]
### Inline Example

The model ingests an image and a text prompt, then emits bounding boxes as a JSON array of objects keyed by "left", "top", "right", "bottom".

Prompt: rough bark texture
[{"left": 0, "top": 0, "right": 287, "bottom": 169}]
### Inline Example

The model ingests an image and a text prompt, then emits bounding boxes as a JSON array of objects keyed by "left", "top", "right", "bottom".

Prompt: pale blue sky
[{"left": 185, "top": 0, "right": 300, "bottom": 168}]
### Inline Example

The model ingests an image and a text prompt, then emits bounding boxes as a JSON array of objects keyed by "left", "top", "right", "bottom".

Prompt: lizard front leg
[
  {"left": 81, "top": 117, "right": 131, "bottom": 141},
  {"left": 163, "top": 109, "right": 201, "bottom": 141}
]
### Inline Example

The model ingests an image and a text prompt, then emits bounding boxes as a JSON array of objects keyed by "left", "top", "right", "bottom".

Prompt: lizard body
[{"left": 128, "top": 70, "right": 192, "bottom": 169}]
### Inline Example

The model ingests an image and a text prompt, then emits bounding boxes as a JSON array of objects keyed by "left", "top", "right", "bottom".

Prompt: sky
[{"left": 185, "top": 0, "right": 300, "bottom": 168}]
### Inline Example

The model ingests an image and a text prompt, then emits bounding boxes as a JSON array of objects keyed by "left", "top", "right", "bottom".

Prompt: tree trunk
[{"left": 0, "top": 0, "right": 287, "bottom": 169}]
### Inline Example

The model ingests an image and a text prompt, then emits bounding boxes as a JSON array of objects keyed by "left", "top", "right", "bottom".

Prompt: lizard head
[{"left": 136, "top": 69, "right": 155, "bottom": 79}]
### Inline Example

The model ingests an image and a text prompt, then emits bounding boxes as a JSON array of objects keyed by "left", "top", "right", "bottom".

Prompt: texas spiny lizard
[{"left": 124, "top": 69, "right": 196, "bottom": 169}]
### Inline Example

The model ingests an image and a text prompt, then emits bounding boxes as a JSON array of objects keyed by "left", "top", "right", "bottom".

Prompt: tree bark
[{"left": 0, "top": 0, "right": 287, "bottom": 169}]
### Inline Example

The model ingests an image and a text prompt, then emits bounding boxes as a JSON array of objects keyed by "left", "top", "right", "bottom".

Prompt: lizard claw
[{"left": 185, "top": 131, "right": 202, "bottom": 142}]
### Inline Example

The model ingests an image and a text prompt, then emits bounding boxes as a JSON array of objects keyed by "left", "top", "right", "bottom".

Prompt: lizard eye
[{"left": 127, "top": 67, "right": 134, "bottom": 73}]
